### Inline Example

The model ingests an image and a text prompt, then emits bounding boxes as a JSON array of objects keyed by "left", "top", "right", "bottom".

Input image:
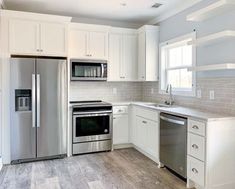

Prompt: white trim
[
  {"left": 147, "top": 0, "right": 203, "bottom": 24},
  {"left": 159, "top": 32, "right": 196, "bottom": 97}
]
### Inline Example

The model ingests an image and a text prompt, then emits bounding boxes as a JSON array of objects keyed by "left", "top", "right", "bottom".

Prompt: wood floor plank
[{"left": 0, "top": 148, "right": 189, "bottom": 189}]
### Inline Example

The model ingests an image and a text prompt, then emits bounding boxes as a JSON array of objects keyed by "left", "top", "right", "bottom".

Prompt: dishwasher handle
[{"left": 160, "top": 115, "right": 186, "bottom": 125}]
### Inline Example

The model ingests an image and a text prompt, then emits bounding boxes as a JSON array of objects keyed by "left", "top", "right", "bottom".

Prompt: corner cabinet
[
  {"left": 138, "top": 25, "right": 159, "bottom": 81},
  {"left": 131, "top": 105, "right": 159, "bottom": 163},
  {"left": 69, "top": 23, "right": 109, "bottom": 60},
  {"left": 108, "top": 28, "right": 138, "bottom": 81},
  {"left": 9, "top": 19, "right": 69, "bottom": 57}
]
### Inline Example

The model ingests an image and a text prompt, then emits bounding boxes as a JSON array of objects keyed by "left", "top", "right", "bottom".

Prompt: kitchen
[{"left": 1, "top": 0, "right": 235, "bottom": 189}]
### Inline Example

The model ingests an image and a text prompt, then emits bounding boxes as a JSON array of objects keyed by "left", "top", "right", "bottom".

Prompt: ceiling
[{"left": 3, "top": 0, "right": 200, "bottom": 24}]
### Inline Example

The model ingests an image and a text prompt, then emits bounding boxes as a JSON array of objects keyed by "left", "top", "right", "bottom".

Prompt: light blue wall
[{"left": 159, "top": 0, "right": 235, "bottom": 78}]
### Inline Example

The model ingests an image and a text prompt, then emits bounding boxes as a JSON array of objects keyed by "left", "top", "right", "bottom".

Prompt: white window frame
[{"left": 159, "top": 32, "right": 196, "bottom": 97}]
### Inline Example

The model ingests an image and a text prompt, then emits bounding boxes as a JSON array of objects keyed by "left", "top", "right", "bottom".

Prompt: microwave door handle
[{"left": 101, "top": 64, "right": 104, "bottom": 78}]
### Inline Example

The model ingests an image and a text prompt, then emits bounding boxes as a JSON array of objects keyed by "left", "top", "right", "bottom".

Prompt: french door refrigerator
[{"left": 10, "top": 57, "right": 67, "bottom": 163}]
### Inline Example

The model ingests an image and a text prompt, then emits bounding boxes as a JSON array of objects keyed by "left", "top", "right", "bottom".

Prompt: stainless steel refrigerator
[{"left": 10, "top": 57, "right": 67, "bottom": 163}]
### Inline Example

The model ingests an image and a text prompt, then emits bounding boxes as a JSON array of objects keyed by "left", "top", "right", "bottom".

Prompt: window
[{"left": 159, "top": 32, "right": 196, "bottom": 96}]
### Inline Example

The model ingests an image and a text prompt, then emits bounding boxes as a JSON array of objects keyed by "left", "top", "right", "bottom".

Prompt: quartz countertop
[{"left": 110, "top": 101, "right": 235, "bottom": 121}]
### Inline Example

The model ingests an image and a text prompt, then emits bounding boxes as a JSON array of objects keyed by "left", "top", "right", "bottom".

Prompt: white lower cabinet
[
  {"left": 113, "top": 106, "right": 129, "bottom": 146},
  {"left": 132, "top": 106, "right": 159, "bottom": 162},
  {"left": 113, "top": 114, "right": 129, "bottom": 145}
]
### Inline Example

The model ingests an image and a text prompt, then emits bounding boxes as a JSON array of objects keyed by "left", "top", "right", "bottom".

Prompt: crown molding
[{"left": 147, "top": 0, "right": 203, "bottom": 24}]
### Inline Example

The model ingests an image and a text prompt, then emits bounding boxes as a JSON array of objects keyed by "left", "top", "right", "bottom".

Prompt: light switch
[
  {"left": 197, "top": 90, "right": 201, "bottom": 98},
  {"left": 113, "top": 88, "right": 117, "bottom": 95},
  {"left": 209, "top": 90, "right": 215, "bottom": 100}
]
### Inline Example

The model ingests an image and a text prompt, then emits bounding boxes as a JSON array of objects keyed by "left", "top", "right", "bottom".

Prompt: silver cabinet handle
[
  {"left": 142, "top": 121, "right": 147, "bottom": 124},
  {"left": 192, "top": 168, "right": 198, "bottom": 174},
  {"left": 192, "top": 125, "right": 199, "bottom": 129},
  {"left": 37, "top": 74, "right": 40, "bottom": 128},
  {"left": 32, "top": 74, "right": 36, "bottom": 128},
  {"left": 192, "top": 144, "right": 199, "bottom": 149}
]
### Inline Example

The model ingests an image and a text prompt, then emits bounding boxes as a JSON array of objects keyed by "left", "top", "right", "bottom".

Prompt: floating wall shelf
[
  {"left": 188, "top": 30, "right": 235, "bottom": 46},
  {"left": 187, "top": 0, "right": 235, "bottom": 22},
  {"left": 188, "top": 63, "right": 235, "bottom": 72}
]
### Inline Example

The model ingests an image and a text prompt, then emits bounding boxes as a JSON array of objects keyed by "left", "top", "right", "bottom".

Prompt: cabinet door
[
  {"left": 40, "top": 23, "right": 68, "bottom": 56},
  {"left": 113, "top": 115, "right": 129, "bottom": 145},
  {"left": 9, "top": 19, "right": 40, "bottom": 55},
  {"left": 138, "top": 31, "right": 146, "bottom": 81},
  {"left": 69, "top": 29, "right": 88, "bottom": 58},
  {"left": 135, "top": 116, "right": 147, "bottom": 150},
  {"left": 146, "top": 120, "right": 159, "bottom": 160},
  {"left": 89, "top": 31, "right": 108, "bottom": 59},
  {"left": 122, "top": 34, "right": 138, "bottom": 81},
  {"left": 108, "top": 33, "right": 122, "bottom": 81}
]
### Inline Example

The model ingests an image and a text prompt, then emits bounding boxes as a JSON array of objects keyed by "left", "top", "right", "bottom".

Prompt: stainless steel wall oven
[{"left": 72, "top": 101, "right": 112, "bottom": 155}]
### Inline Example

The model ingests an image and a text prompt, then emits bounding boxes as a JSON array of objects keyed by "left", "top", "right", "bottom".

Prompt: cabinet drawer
[
  {"left": 188, "top": 119, "right": 206, "bottom": 136},
  {"left": 113, "top": 106, "right": 128, "bottom": 114},
  {"left": 136, "top": 107, "right": 159, "bottom": 122},
  {"left": 187, "top": 156, "right": 205, "bottom": 187},
  {"left": 188, "top": 133, "right": 205, "bottom": 161}
]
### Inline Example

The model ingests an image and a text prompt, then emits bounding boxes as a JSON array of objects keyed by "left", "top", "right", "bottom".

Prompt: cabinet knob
[
  {"left": 192, "top": 168, "right": 198, "bottom": 174},
  {"left": 192, "top": 125, "right": 199, "bottom": 130},
  {"left": 192, "top": 144, "right": 199, "bottom": 149},
  {"left": 142, "top": 121, "right": 147, "bottom": 124}
]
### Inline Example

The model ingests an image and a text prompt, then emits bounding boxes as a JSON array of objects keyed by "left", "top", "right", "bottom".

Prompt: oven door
[{"left": 73, "top": 113, "right": 112, "bottom": 143}]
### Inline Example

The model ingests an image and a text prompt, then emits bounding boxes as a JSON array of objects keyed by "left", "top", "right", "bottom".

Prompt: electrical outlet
[
  {"left": 197, "top": 90, "right": 202, "bottom": 98},
  {"left": 113, "top": 88, "right": 117, "bottom": 95},
  {"left": 151, "top": 88, "right": 154, "bottom": 94},
  {"left": 209, "top": 90, "right": 215, "bottom": 100}
]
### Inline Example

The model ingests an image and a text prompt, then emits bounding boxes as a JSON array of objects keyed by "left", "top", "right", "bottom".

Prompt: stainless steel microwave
[{"left": 70, "top": 59, "right": 108, "bottom": 81}]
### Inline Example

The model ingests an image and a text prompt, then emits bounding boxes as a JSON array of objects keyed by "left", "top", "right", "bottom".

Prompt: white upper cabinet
[
  {"left": 69, "top": 29, "right": 88, "bottom": 58},
  {"left": 108, "top": 27, "right": 138, "bottom": 81},
  {"left": 89, "top": 31, "right": 108, "bottom": 59},
  {"left": 9, "top": 17, "right": 70, "bottom": 57},
  {"left": 69, "top": 23, "right": 109, "bottom": 59},
  {"left": 40, "top": 23, "right": 68, "bottom": 56},
  {"left": 9, "top": 19, "right": 40, "bottom": 55},
  {"left": 122, "top": 34, "right": 138, "bottom": 80},
  {"left": 138, "top": 25, "right": 159, "bottom": 81}
]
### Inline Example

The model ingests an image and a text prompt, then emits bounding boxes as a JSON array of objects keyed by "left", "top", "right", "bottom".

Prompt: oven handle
[
  {"left": 73, "top": 113, "right": 112, "bottom": 118},
  {"left": 73, "top": 111, "right": 112, "bottom": 115}
]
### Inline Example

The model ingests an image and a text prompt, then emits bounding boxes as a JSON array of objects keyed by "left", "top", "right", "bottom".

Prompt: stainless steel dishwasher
[{"left": 160, "top": 113, "right": 187, "bottom": 178}]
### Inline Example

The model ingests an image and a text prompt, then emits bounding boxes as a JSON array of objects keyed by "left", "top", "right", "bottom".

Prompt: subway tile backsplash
[
  {"left": 142, "top": 78, "right": 235, "bottom": 115},
  {"left": 70, "top": 77, "right": 235, "bottom": 115},
  {"left": 70, "top": 82, "right": 143, "bottom": 102}
]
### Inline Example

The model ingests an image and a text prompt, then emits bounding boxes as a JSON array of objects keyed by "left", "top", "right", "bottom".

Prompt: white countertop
[{"left": 110, "top": 101, "right": 235, "bottom": 121}]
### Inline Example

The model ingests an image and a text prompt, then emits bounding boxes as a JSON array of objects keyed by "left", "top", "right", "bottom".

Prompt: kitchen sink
[{"left": 149, "top": 104, "right": 172, "bottom": 108}]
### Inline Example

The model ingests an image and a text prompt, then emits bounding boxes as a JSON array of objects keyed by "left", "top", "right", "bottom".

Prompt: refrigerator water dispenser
[{"left": 15, "top": 89, "right": 32, "bottom": 111}]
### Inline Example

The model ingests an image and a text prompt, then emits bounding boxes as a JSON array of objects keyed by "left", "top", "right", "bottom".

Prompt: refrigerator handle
[
  {"left": 32, "top": 74, "right": 36, "bottom": 128},
  {"left": 37, "top": 74, "right": 40, "bottom": 128}
]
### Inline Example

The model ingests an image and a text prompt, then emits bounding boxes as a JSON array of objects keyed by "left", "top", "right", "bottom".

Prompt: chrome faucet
[{"left": 165, "top": 84, "right": 174, "bottom": 106}]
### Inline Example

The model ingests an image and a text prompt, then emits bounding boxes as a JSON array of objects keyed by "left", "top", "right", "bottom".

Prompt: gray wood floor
[{"left": 0, "top": 148, "right": 187, "bottom": 189}]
